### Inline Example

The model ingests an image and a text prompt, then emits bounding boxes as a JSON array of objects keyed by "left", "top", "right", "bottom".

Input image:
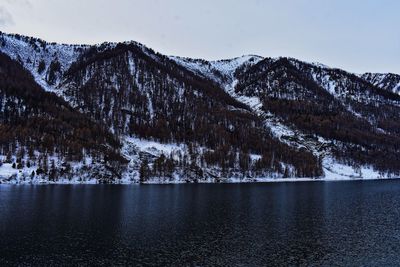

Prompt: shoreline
[{"left": 0, "top": 176, "right": 399, "bottom": 185}]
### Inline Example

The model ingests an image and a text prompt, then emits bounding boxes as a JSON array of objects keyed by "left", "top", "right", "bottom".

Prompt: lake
[{"left": 1, "top": 181, "right": 400, "bottom": 266}]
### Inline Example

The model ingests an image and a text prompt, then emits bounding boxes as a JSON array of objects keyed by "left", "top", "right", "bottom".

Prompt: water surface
[{"left": 1, "top": 181, "right": 400, "bottom": 266}]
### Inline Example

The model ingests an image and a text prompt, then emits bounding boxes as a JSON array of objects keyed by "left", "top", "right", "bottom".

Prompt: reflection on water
[{"left": 1, "top": 181, "right": 400, "bottom": 266}]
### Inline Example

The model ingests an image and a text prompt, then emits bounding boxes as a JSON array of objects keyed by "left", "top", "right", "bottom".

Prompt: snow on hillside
[
  {"left": 322, "top": 157, "right": 390, "bottom": 180},
  {"left": 172, "top": 55, "right": 337, "bottom": 161},
  {"left": 361, "top": 73, "right": 400, "bottom": 95},
  {"left": 119, "top": 137, "right": 301, "bottom": 184},
  {"left": 0, "top": 33, "right": 159, "bottom": 95},
  {"left": 123, "top": 136, "right": 186, "bottom": 158},
  {"left": 0, "top": 135, "right": 391, "bottom": 184},
  {"left": 0, "top": 151, "right": 99, "bottom": 184},
  {"left": 170, "top": 55, "right": 263, "bottom": 84},
  {"left": 218, "top": 62, "right": 389, "bottom": 181},
  {"left": 0, "top": 33, "right": 86, "bottom": 93},
  {"left": 171, "top": 54, "right": 391, "bottom": 182}
]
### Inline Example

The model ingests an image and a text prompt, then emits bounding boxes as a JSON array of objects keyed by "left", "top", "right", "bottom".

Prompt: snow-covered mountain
[{"left": 0, "top": 31, "right": 399, "bottom": 184}]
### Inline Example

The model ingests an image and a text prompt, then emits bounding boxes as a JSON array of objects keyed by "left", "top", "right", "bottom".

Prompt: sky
[{"left": 0, "top": 0, "right": 399, "bottom": 73}]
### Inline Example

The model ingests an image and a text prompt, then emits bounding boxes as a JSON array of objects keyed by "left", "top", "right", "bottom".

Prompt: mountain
[{"left": 0, "top": 31, "right": 399, "bottom": 183}]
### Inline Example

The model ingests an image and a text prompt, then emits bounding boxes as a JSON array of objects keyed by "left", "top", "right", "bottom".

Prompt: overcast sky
[{"left": 1, "top": 0, "right": 399, "bottom": 73}]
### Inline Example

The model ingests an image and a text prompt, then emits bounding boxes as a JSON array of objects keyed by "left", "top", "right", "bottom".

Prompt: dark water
[{"left": 1, "top": 181, "right": 400, "bottom": 266}]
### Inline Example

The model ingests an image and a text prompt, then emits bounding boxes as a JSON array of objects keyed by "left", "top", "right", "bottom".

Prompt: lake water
[{"left": 1, "top": 181, "right": 400, "bottom": 266}]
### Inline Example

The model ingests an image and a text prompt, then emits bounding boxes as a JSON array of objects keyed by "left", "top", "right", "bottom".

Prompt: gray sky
[{"left": 1, "top": 0, "right": 399, "bottom": 73}]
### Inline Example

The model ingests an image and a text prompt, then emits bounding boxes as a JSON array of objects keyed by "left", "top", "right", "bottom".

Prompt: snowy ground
[{"left": 0, "top": 139, "right": 396, "bottom": 184}]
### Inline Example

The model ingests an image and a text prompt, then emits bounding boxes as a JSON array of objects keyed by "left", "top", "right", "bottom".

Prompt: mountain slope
[
  {"left": 361, "top": 72, "right": 400, "bottom": 95},
  {"left": 0, "top": 32, "right": 87, "bottom": 93},
  {"left": 59, "top": 41, "right": 322, "bottom": 180},
  {"left": 0, "top": 32, "right": 399, "bottom": 183},
  {"left": 232, "top": 57, "right": 400, "bottom": 175},
  {"left": 0, "top": 52, "right": 127, "bottom": 183}
]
